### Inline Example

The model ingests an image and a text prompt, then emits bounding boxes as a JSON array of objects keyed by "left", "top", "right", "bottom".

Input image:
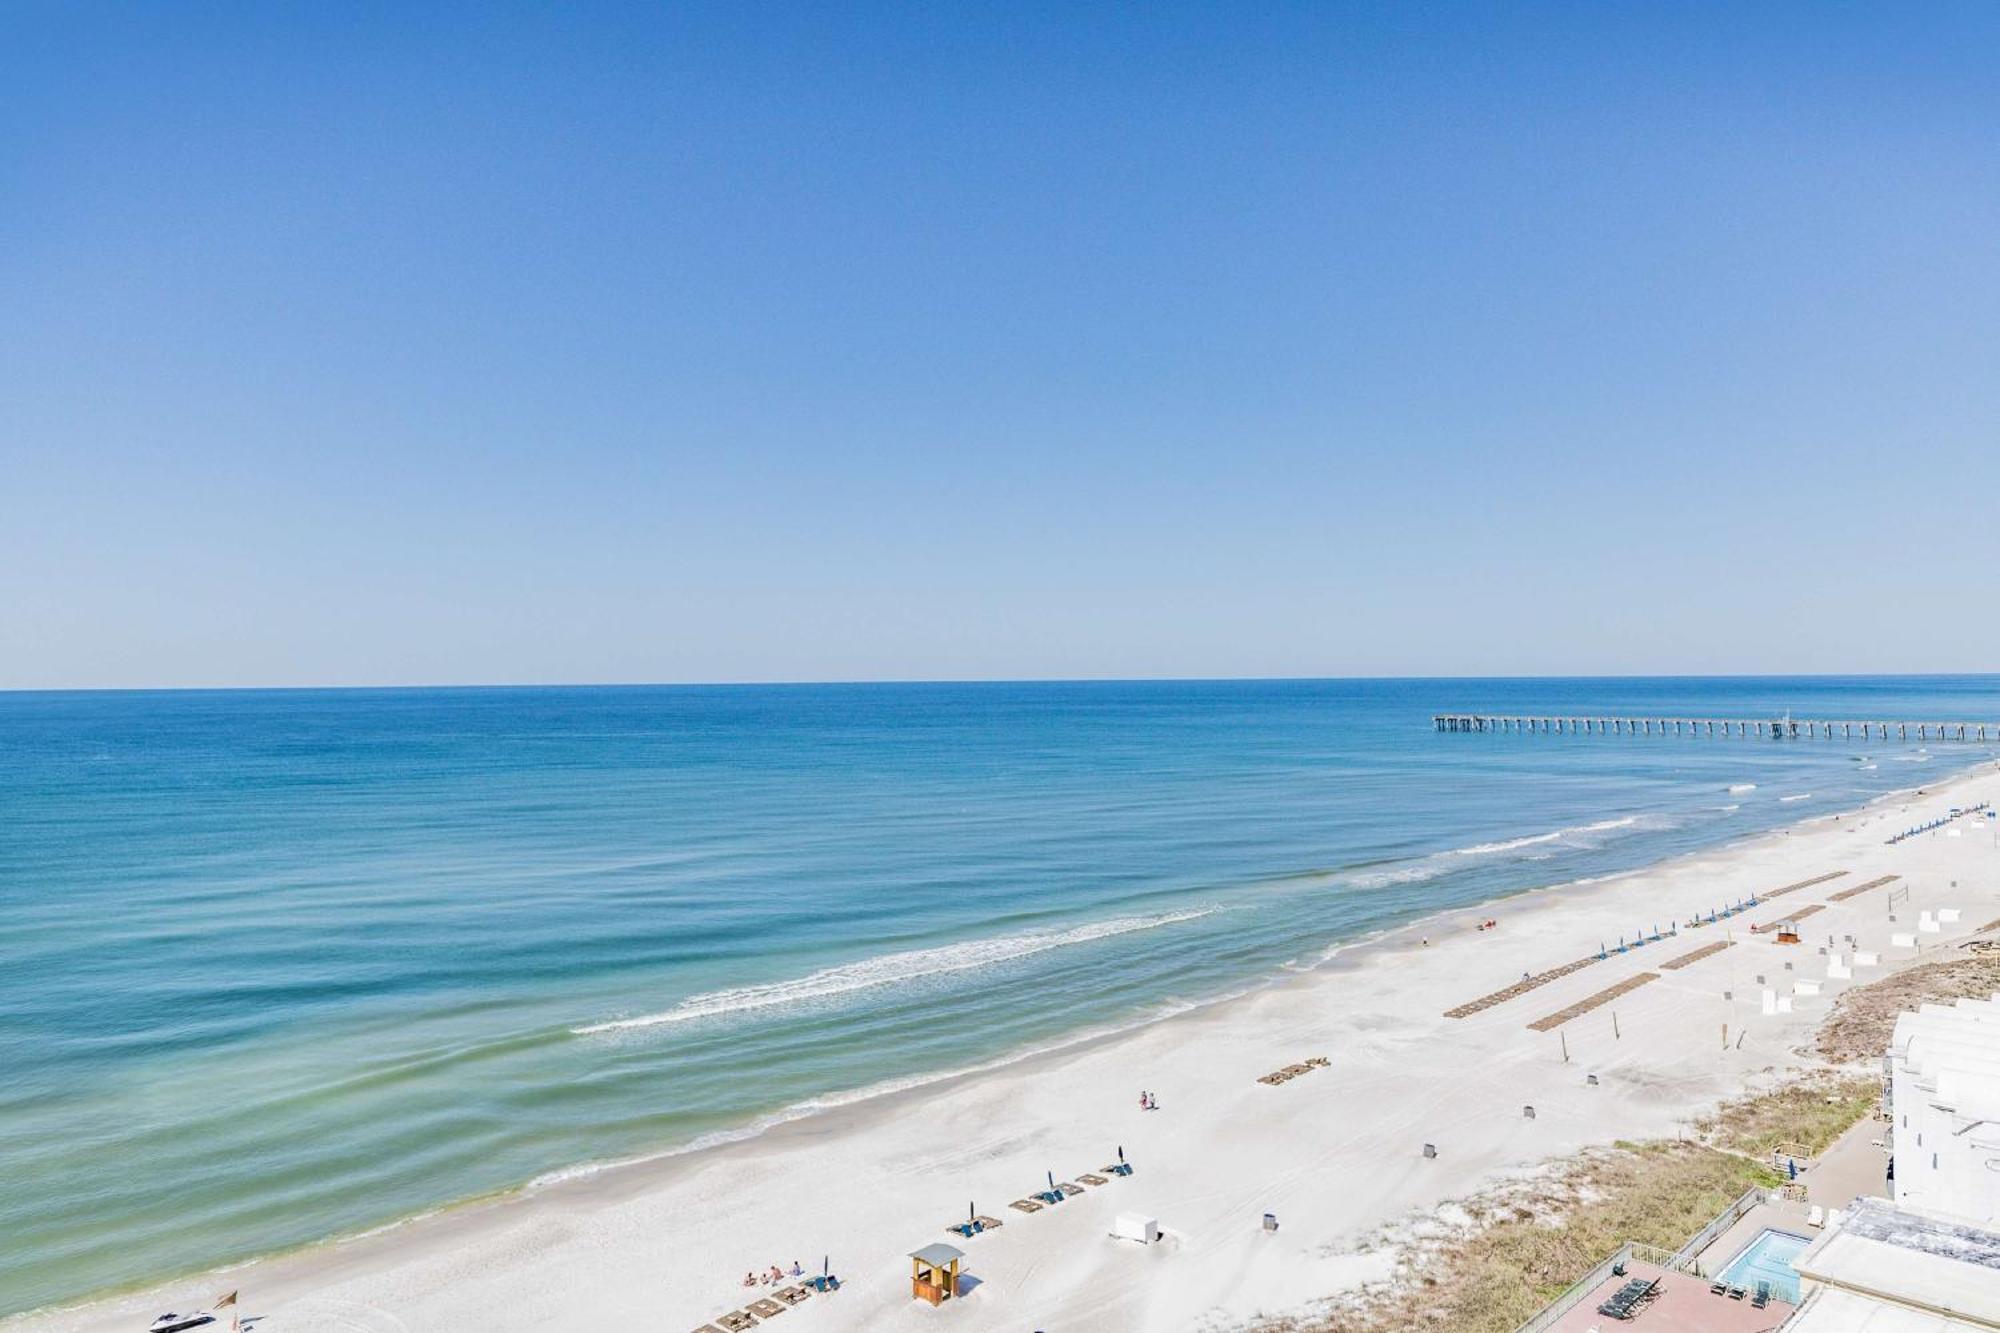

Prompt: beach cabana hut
[{"left": 908, "top": 1242, "right": 965, "bottom": 1305}]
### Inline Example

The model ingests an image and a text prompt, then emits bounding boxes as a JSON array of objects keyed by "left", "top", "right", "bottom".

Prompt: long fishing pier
[{"left": 1434, "top": 715, "right": 1999, "bottom": 741}]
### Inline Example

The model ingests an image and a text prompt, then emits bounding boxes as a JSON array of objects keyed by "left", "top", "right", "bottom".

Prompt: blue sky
[{"left": 4, "top": 4, "right": 1997, "bottom": 688}]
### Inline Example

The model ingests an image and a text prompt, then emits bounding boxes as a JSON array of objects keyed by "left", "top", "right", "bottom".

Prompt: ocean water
[{"left": 2, "top": 676, "right": 1996, "bottom": 1315}]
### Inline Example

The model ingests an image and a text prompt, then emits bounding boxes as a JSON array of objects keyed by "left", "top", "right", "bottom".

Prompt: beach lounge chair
[
  {"left": 772, "top": 1286, "right": 810, "bottom": 1306},
  {"left": 973, "top": 1214, "right": 1002, "bottom": 1231},
  {"left": 1104, "top": 1162, "right": 1134, "bottom": 1176},
  {"left": 747, "top": 1298, "right": 783, "bottom": 1318},
  {"left": 1057, "top": 1181, "right": 1083, "bottom": 1197},
  {"left": 1009, "top": 1198, "right": 1043, "bottom": 1214},
  {"left": 717, "top": 1312, "right": 759, "bottom": 1332},
  {"left": 1808, "top": 1204, "right": 1825, "bottom": 1227},
  {"left": 1034, "top": 1188, "right": 1065, "bottom": 1205},
  {"left": 1078, "top": 1172, "right": 1108, "bottom": 1185},
  {"left": 691, "top": 1325, "right": 727, "bottom": 1333}
]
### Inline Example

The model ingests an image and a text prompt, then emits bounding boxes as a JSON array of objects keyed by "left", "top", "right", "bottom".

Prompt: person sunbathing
[{"left": 743, "top": 1271, "right": 757, "bottom": 1287}]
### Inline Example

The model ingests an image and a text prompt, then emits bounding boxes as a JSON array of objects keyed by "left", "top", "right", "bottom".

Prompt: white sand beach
[{"left": 16, "top": 767, "right": 2000, "bottom": 1333}]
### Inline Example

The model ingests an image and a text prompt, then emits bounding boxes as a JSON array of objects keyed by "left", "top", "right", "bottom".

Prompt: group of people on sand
[
  {"left": 743, "top": 1261, "right": 803, "bottom": 1287},
  {"left": 1137, "top": 1090, "right": 1159, "bottom": 1111},
  {"left": 1474, "top": 917, "right": 1499, "bottom": 931}
]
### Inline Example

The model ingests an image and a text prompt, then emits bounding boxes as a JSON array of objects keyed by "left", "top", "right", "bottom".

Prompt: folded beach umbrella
[
  {"left": 1048, "top": 1170, "right": 1056, "bottom": 1191},
  {"left": 1118, "top": 1145, "right": 1125, "bottom": 1164}
]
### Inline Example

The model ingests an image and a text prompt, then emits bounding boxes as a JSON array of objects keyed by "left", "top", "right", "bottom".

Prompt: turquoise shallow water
[{"left": 2, "top": 676, "right": 1996, "bottom": 1314}]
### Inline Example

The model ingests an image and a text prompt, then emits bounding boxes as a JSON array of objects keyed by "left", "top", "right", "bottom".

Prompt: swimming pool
[{"left": 1716, "top": 1228, "right": 1812, "bottom": 1302}]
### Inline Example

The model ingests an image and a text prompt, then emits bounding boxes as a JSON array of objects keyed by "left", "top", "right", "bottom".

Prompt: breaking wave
[
  {"left": 1343, "top": 815, "right": 1667, "bottom": 890},
  {"left": 572, "top": 908, "right": 1216, "bottom": 1035}
]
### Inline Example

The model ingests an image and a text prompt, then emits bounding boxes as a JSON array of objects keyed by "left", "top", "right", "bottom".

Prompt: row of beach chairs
[
  {"left": 1257, "top": 1055, "right": 1330, "bottom": 1086},
  {"left": 1751, "top": 903, "right": 1823, "bottom": 934},
  {"left": 691, "top": 1279, "right": 820, "bottom": 1333},
  {"left": 1007, "top": 1162, "right": 1133, "bottom": 1217},
  {"left": 1761, "top": 870, "right": 1849, "bottom": 900},
  {"left": 1526, "top": 972, "right": 1658, "bottom": 1032},
  {"left": 1827, "top": 874, "right": 1899, "bottom": 903},
  {"left": 1443, "top": 954, "right": 1602, "bottom": 1019},
  {"left": 1658, "top": 940, "right": 1732, "bottom": 971}
]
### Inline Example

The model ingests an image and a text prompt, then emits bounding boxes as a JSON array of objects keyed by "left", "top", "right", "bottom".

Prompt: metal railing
[
  {"left": 1511, "top": 1187, "right": 1774, "bottom": 1332},
  {"left": 1511, "top": 1242, "right": 1635, "bottom": 1333},
  {"left": 1670, "top": 1186, "right": 1770, "bottom": 1274}
]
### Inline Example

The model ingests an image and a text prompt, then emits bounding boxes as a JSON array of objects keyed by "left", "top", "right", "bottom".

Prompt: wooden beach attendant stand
[{"left": 908, "top": 1242, "right": 965, "bottom": 1305}]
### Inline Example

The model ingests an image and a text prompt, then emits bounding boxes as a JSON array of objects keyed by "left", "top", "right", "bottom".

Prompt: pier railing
[{"left": 1435, "top": 714, "right": 1998, "bottom": 741}]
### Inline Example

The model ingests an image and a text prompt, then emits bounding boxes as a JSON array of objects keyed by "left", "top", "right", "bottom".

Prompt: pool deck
[
  {"left": 1693, "top": 1116, "right": 1891, "bottom": 1278},
  {"left": 1546, "top": 1261, "right": 1796, "bottom": 1331}
]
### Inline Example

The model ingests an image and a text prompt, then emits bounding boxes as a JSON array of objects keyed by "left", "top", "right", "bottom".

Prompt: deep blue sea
[{"left": 3, "top": 677, "right": 1997, "bottom": 1315}]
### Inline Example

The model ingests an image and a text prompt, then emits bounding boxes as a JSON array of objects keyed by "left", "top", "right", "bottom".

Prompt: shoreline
[{"left": 11, "top": 761, "right": 1996, "bottom": 1331}]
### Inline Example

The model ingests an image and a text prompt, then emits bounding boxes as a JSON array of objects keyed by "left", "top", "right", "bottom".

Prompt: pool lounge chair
[
  {"left": 1752, "top": 1282, "right": 1770, "bottom": 1309},
  {"left": 1595, "top": 1276, "right": 1658, "bottom": 1320},
  {"left": 1728, "top": 1285, "right": 1746, "bottom": 1299}
]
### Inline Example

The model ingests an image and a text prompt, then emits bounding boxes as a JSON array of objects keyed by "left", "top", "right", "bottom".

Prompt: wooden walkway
[
  {"left": 1751, "top": 903, "right": 1824, "bottom": 933},
  {"left": 1658, "top": 940, "right": 1732, "bottom": 971},
  {"left": 1827, "top": 874, "right": 1899, "bottom": 903},
  {"left": 1528, "top": 973, "right": 1659, "bottom": 1032},
  {"left": 1763, "top": 870, "right": 1849, "bottom": 900},
  {"left": 1442, "top": 955, "right": 1603, "bottom": 1019}
]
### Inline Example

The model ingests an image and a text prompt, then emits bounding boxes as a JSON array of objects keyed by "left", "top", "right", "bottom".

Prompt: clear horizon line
[{"left": 5, "top": 669, "right": 1999, "bottom": 697}]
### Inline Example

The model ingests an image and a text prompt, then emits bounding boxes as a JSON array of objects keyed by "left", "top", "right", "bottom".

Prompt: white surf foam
[
  {"left": 1728, "top": 783, "right": 1758, "bottom": 793},
  {"left": 1452, "top": 816, "right": 1639, "bottom": 857},
  {"left": 1344, "top": 816, "right": 1665, "bottom": 890},
  {"left": 1779, "top": 793, "right": 1813, "bottom": 803},
  {"left": 573, "top": 908, "right": 1216, "bottom": 1035}
]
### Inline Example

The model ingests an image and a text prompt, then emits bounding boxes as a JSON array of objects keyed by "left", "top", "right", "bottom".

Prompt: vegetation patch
[
  {"left": 1696, "top": 1073, "right": 1879, "bottom": 1158},
  {"left": 1252, "top": 1078, "right": 1877, "bottom": 1333},
  {"left": 1818, "top": 952, "right": 2000, "bottom": 1064}
]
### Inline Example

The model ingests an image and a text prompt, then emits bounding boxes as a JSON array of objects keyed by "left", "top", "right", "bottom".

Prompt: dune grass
[{"left": 1253, "top": 1075, "right": 1878, "bottom": 1333}]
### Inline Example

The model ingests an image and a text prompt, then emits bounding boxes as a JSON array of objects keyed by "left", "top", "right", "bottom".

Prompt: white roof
[
  {"left": 1785, "top": 1286, "right": 1990, "bottom": 1331},
  {"left": 908, "top": 1242, "right": 965, "bottom": 1266},
  {"left": 1794, "top": 1199, "right": 2000, "bottom": 1326}
]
